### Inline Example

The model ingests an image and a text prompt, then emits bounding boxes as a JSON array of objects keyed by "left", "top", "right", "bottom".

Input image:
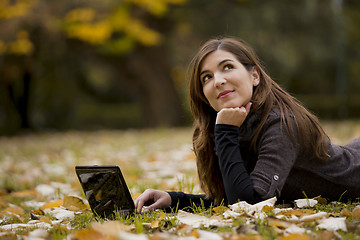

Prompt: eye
[
  {"left": 201, "top": 74, "right": 212, "bottom": 83},
  {"left": 224, "top": 64, "right": 234, "bottom": 71}
]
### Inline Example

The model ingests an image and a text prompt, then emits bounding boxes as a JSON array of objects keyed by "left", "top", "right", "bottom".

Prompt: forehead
[{"left": 201, "top": 50, "right": 238, "bottom": 70}]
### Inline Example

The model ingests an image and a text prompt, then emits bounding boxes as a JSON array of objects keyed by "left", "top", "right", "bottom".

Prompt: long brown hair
[{"left": 188, "top": 37, "right": 329, "bottom": 204}]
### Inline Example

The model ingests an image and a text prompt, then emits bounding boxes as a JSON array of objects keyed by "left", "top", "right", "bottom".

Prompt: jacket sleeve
[
  {"left": 167, "top": 191, "right": 214, "bottom": 210},
  {"left": 250, "top": 113, "right": 300, "bottom": 199},
  {"left": 214, "top": 124, "right": 263, "bottom": 204}
]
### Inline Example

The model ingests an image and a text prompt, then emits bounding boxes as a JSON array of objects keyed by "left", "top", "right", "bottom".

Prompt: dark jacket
[{"left": 169, "top": 109, "right": 360, "bottom": 209}]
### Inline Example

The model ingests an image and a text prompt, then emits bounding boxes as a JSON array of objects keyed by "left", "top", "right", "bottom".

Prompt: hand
[
  {"left": 216, "top": 102, "right": 252, "bottom": 127},
  {"left": 134, "top": 189, "right": 172, "bottom": 213}
]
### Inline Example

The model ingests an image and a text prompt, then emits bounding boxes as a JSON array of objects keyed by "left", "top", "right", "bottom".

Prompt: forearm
[
  {"left": 167, "top": 191, "right": 214, "bottom": 210},
  {"left": 215, "top": 124, "right": 262, "bottom": 204}
]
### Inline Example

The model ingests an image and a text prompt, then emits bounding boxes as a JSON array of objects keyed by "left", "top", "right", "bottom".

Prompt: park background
[{"left": 0, "top": 0, "right": 360, "bottom": 135}]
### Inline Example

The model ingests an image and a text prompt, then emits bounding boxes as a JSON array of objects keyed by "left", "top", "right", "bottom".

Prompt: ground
[{"left": 0, "top": 120, "right": 359, "bottom": 239}]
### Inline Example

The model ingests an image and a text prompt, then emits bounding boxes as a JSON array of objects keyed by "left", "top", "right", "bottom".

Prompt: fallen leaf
[
  {"left": 316, "top": 217, "right": 347, "bottom": 232},
  {"left": 40, "top": 216, "right": 52, "bottom": 224},
  {"left": 1, "top": 205, "right": 25, "bottom": 216},
  {"left": 316, "top": 230, "right": 338, "bottom": 240},
  {"left": 71, "top": 229, "right": 103, "bottom": 240},
  {"left": 280, "top": 233, "right": 312, "bottom": 240},
  {"left": 40, "top": 199, "right": 63, "bottom": 210},
  {"left": 294, "top": 199, "right": 318, "bottom": 208},
  {"left": 230, "top": 197, "right": 277, "bottom": 219},
  {"left": 190, "top": 229, "right": 199, "bottom": 238},
  {"left": 299, "top": 212, "right": 328, "bottom": 222},
  {"left": 212, "top": 205, "right": 230, "bottom": 214},
  {"left": 63, "top": 196, "right": 88, "bottom": 211},
  {"left": 28, "top": 228, "right": 49, "bottom": 238},
  {"left": 151, "top": 220, "right": 160, "bottom": 229},
  {"left": 351, "top": 205, "right": 360, "bottom": 218},
  {"left": 268, "top": 217, "right": 293, "bottom": 229},
  {"left": 340, "top": 209, "right": 352, "bottom": 218},
  {"left": 44, "top": 207, "right": 75, "bottom": 220},
  {"left": 176, "top": 210, "right": 232, "bottom": 228},
  {"left": 91, "top": 220, "right": 134, "bottom": 236}
]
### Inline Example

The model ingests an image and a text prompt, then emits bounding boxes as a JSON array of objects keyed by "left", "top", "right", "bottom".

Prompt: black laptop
[{"left": 75, "top": 165, "right": 135, "bottom": 219}]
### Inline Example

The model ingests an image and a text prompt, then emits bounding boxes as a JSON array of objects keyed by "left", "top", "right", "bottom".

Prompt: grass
[{"left": 0, "top": 122, "right": 360, "bottom": 239}]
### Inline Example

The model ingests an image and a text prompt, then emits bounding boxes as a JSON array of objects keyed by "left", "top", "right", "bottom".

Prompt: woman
[{"left": 135, "top": 37, "right": 360, "bottom": 212}]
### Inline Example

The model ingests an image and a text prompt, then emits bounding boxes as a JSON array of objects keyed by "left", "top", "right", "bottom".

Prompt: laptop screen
[{"left": 75, "top": 166, "right": 135, "bottom": 219}]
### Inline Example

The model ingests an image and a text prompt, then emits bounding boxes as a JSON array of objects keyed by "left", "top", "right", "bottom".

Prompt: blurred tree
[{"left": 0, "top": 0, "right": 187, "bottom": 134}]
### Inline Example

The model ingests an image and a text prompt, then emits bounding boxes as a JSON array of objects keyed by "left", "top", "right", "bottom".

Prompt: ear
[{"left": 251, "top": 67, "right": 260, "bottom": 86}]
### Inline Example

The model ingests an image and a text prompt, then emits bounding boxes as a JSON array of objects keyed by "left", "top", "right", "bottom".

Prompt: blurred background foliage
[{"left": 0, "top": 0, "right": 359, "bottom": 135}]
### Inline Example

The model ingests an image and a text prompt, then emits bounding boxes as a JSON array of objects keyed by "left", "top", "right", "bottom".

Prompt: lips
[{"left": 217, "top": 90, "right": 234, "bottom": 99}]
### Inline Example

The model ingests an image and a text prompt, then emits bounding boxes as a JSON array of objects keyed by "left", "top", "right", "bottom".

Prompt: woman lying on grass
[{"left": 135, "top": 37, "right": 360, "bottom": 212}]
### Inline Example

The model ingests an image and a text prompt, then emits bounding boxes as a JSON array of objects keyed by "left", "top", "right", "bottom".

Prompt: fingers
[
  {"left": 216, "top": 102, "right": 252, "bottom": 127},
  {"left": 134, "top": 189, "right": 153, "bottom": 213},
  {"left": 134, "top": 189, "right": 172, "bottom": 213}
]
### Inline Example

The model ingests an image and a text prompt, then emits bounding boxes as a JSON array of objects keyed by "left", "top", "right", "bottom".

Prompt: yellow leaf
[
  {"left": 151, "top": 220, "right": 159, "bottom": 228},
  {"left": 40, "top": 199, "right": 63, "bottom": 210},
  {"left": 268, "top": 217, "right": 293, "bottom": 229},
  {"left": 72, "top": 229, "right": 103, "bottom": 240},
  {"left": 262, "top": 205, "right": 274, "bottom": 213},
  {"left": 212, "top": 205, "right": 230, "bottom": 214},
  {"left": 190, "top": 229, "right": 199, "bottom": 238},
  {"left": 40, "top": 216, "right": 52, "bottom": 224},
  {"left": 63, "top": 196, "right": 88, "bottom": 211},
  {"left": 280, "top": 234, "right": 312, "bottom": 240},
  {"left": 158, "top": 212, "right": 166, "bottom": 221}
]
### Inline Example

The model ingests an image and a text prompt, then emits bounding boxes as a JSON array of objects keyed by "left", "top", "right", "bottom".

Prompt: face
[{"left": 200, "top": 50, "right": 260, "bottom": 112}]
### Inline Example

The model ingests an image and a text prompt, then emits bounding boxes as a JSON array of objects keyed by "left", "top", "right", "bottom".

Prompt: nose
[{"left": 214, "top": 73, "right": 226, "bottom": 87}]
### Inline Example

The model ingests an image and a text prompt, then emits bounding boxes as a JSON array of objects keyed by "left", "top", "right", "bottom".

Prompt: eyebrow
[{"left": 200, "top": 59, "right": 235, "bottom": 77}]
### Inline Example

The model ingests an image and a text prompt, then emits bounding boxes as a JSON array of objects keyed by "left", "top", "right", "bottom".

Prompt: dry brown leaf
[
  {"left": 280, "top": 233, "right": 313, "bottom": 240},
  {"left": 268, "top": 217, "right": 293, "bottom": 229},
  {"left": 276, "top": 209, "right": 304, "bottom": 217},
  {"left": 190, "top": 229, "right": 199, "bottom": 238},
  {"left": 212, "top": 205, "right": 230, "bottom": 214},
  {"left": 71, "top": 229, "right": 103, "bottom": 240},
  {"left": 63, "top": 196, "right": 88, "bottom": 211},
  {"left": 151, "top": 220, "right": 160, "bottom": 229},
  {"left": 340, "top": 209, "right": 352, "bottom": 218},
  {"left": 262, "top": 205, "right": 274, "bottom": 213},
  {"left": 316, "top": 230, "right": 338, "bottom": 240},
  {"left": 351, "top": 206, "right": 360, "bottom": 218},
  {"left": 40, "top": 216, "right": 52, "bottom": 224},
  {"left": 40, "top": 199, "right": 63, "bottom": 210},
  {"left": 2, "top": 205, "right": 25, "bottom": 215},
  {"left": 91, "top": 220, "right": 134, "bottom": 236}
]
